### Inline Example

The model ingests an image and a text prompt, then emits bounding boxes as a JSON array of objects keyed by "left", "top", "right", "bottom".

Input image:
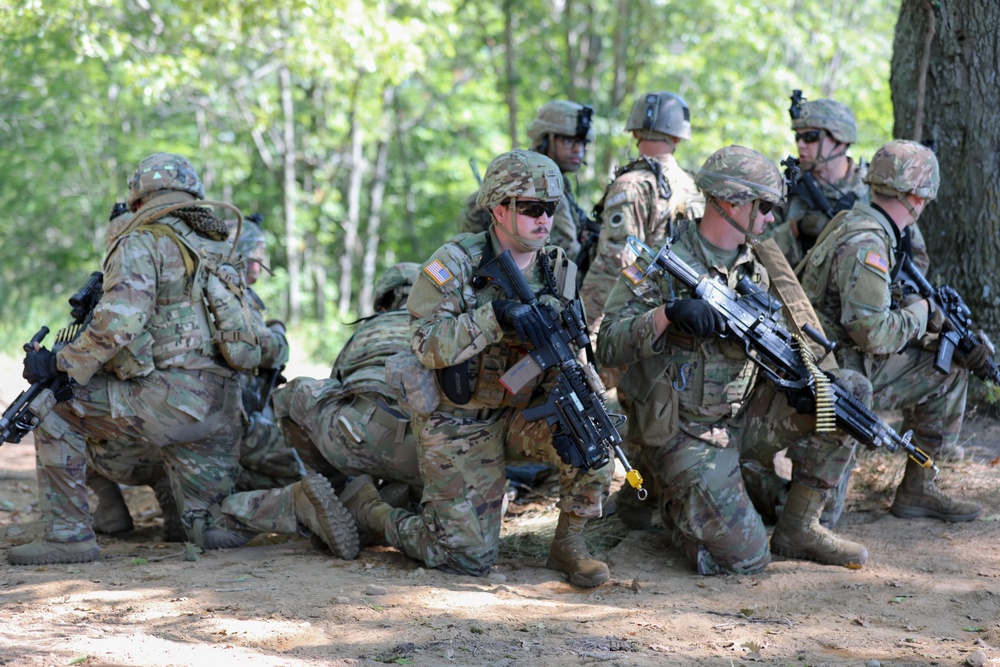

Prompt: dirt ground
[{"left": 1, "top": 352, "right": 999, "bottom": 667}]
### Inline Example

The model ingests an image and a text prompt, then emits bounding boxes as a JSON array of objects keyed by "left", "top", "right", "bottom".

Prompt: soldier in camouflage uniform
[
  {"left": 10, "top": 153, "right": 348, "bottom": 564},
  {"left": 579, "top": 91, "right": 706, "bottom": 528},
  {"left": 797, "top": 140, "right": 982, "bottom": 523},
  {"left": 768, "top": 96, "right": 930, "bottom": 270},
  {"left": 342, "top": 150, "right": 615, "bottom": 586},
  {"left": 274, "top": 263, "right": 422, "bottom": 497},
  {"left": 598, "top": 145, "right": 869, "bottom": 574},
  {"left": 229, "top": 215, "right": 306, "bottom": 492},
  {"left": 459, "top": 100, "right": 595, "bottom": 260}
]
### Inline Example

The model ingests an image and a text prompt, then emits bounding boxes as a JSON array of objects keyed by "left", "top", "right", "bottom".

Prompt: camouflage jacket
[
  {"left": 408, "top": 229, "right": 570, "bottom": 410},
  {"left": 58, "top": 213, "right": 234, "bottom": 386},
  {"left": 457, "top": 173, "right": 586, "bottom": 260},
  {"left": 797, "top": 202, "right": 929, "bottom": 372},
  {"left": 580, "top": 153, "right": 704, "bottom": 333},
  {"left": 597, "top": 223, "right": 766, "bottom": 423}
]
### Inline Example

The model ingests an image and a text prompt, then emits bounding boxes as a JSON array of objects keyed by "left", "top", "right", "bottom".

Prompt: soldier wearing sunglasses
[
  {"left": 768, "top": 96, "right": 929, "bottom": 270},
  {"left": 459, "top": 100, "right": 595, "bottom": 261},
  {"left": 341, "top": 150, "right": 615, "bottom": 588}
]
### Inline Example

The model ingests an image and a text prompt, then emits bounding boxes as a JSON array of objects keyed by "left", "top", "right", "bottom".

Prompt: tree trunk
[
  {"left": 279, "top": 64, "right": 301, "bottom": 324},
  {"left": 891, "top": 0, "right": 1000, "bottom": 331},
  {"left": 503, "top": 0, "right": 519, "bottom": 148},
  {"left": 338, "top": 75, "right": 365, "bottom": 317},
  {"left": 358, "top": 86, "right": 394, "bottom": 317}
]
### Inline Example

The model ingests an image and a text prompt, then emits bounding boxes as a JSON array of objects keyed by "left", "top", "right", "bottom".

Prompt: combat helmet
[
  {"left": 791, "top": 99, "right": 857, "bottom": 145},
  {"left": 476, "top": 149, "right": 563, "bottom": 210},
  {"left": 126, "top": 152, "right": 205, "bottom": 212},
  {"left": 624, "top": 91, "right": 692, "bottom": 141},
  {"left": 695, "top": 145, "right": 785, "bottom": 206},
  {"left": 527, "top": 100, "right": 595, "bottom": 147},
  {"left": 373, "top": 262, "right": 420, "bottom": 312},
  {"left": 864, "top": 140, "right": 939, "bottom": 201}
]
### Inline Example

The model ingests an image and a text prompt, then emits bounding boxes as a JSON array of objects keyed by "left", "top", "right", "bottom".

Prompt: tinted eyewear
[
  {"left": 794, "top": 130, "right": 822, "bottom": 144},
  {"left": 515, "top": 200, "right": 559, "bottom": 218}
]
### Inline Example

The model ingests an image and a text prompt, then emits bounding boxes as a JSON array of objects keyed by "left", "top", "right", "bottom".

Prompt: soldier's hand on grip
[
  {"left": 663, "top": 298, "right": 726, "bottom": 338},
  {"left": 959, "top": 341, "right": 991, "bottom": 376},
  {"left": 492, "top": 299, "right": 547, "bottom": 348},
  {"left": 22, "top": 348, "right": 60, "bottom": 385},
  {"left": 551, "top": 429, "right": 586, "bottom": 469}
]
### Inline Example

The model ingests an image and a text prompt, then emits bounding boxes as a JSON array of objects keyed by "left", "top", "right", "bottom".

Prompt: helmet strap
[
  {"left": 710, "top": 199, "right": 760, "bottom": 244},
  {"left": 805, "top": 137, "right": 848, "bottom": 173},
  {"left": 492, "top": 197, "right": 548, "bottom": 253}
]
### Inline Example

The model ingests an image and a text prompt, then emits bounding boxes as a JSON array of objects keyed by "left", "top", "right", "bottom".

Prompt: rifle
[
  {"left": 627, "top": 235, "right": 937, "bottom": 472},
  {"left": 474, "top": 250, "right": 646, "bottom": 497},
  {"left": 899, "top": 254, "right": 1000, "bottom": 385},
  {"left": 1, "top": 272, "right": 104, "bottom": 444}
]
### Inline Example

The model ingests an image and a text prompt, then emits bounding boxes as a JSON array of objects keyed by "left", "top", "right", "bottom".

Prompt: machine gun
[
  {"left": 628, "top": 235, "right": 936, "bottom": 472},
  {"left": 899, "top": 254, "right": 1000, "bottom": 385},
  {"left": 474, "top": 249, "right": 646, "bottom": 497},
  {"left": 1, "top": 272, "right": 104, "bottom": 444}
]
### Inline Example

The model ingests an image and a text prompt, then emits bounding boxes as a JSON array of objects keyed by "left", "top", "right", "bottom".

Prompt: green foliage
[{"left": 0, "top": 0, "right": 901, "bottom": 365}]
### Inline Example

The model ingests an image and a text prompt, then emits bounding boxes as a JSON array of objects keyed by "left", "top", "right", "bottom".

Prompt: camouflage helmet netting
[
  {"left": 695, "top": 145, "right": 785, "bottom": 206},
  {"left": 475, "top": 150, "right": 563, "bottom": 210},
  {"left": 791, "top": 99, "right": 857, "bottom": 144},
  {"left": 624, "top": 91, "right": 692, "bottom": 141},
  {"left": 527, "top": 100, "right": 595, "bottom": 146},
  {"left": 373, "top": 262, "right": 421, "bottom": 311},
  {"left": 126, "top": 152, "right": 206, "bottom": 211},
  {"left": 864, "top": 140, "right": 940, "bottom": 201}
]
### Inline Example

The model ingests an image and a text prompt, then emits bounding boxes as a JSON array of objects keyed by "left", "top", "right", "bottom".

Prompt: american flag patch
[
  {"left": 864, "top": 251, "right": 889, "bottom": 274},
  {"left": 424, "top": 259, "right": 453, "bottom": 286},
  {"left": 623, "top": 263, "right": 645, "bottom": 284}
]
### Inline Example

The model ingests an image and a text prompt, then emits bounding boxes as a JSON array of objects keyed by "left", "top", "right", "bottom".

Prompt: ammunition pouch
[{"left": 385, "top": 351, "right": 440, "bottom": 416}]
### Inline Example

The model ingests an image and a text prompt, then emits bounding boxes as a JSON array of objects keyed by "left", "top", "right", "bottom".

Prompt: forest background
[{"left": 0, "top": 0, "right": 996, "bottom": 378}]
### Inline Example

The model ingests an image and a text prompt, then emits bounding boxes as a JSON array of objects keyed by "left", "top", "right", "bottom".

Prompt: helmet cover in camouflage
[
  {"left": 864, "top": 139, "right": 939, "bottom": 200},
  {"left": 791, "top": 99, "right": 857, "bottom": 144},
  {"left": 236, "top": 218, "right": 266, "bottom": 262},
  {"left": 127, "top": 152, "right": 206, "bottom": 211},
  {"left": 624, "top": 91, "right": 692, "bottom": 141},
  {"left": 527, "top": 100, "right": 595, "bottom": 146},
  {"left": 695, "top": 145, "right": 785, "bottom": 205},
  {"left": 475, "top": 149, "right": 563, "bottom": 210},
  {"left": 373, "top": 262, "right": 420, "bottom": 312}
]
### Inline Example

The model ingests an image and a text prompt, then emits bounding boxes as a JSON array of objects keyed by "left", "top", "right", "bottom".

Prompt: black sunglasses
[
  {"left": 514, "top": 200, "right": 559, "bottom": 218},
  {"left": 794, "top": 130, "right": 823, "bottom": 144},
  {"left": 757, "top": 200, "right": 774, "bottom": 215}
]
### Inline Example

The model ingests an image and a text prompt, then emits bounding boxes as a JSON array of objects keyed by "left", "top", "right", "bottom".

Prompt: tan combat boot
[
  {"left": 87, "top": 470, "right": 134, "bottom": 535},
  {"left": 7, "top": 538, "right": 100, "bottom": 565},
  {"left": 546, "top": 511, "right": 610, "bottom": 587},
  {"left": 771, "top": 483, "right": 868, "bottom": 568},
  {"left": 340, "top": 475, "right": 394, "bottom": 544},
  {"left": 292, "top": 474, "right": 359, "bottom": 560},
  {"left": 890, "top": 459, "right": 982, "bottom": 522}
]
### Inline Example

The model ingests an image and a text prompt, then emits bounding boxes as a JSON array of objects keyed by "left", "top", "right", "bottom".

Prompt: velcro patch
[
  {"left": 423, "top": 259, "right": 453, "bottom": 286},
  {"left": 623, "top": 263, "right": 646, "bottom": 285},
  {"left": 605, "top": 191, "right": 628, "bottom": 209},
  {"left": 864, "top": 251, "right": 889, "bottom": 274}
]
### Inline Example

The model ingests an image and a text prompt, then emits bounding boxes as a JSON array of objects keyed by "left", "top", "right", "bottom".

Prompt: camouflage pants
[
  {"left": 32, "top": 368, "right": 241, "bottom": 543},
  {"left": 653, "top": 371, "right": 867, "bottom": 575},
  {"left": 236, "top": 407, "right": 306, "bottom": 492},
  {"left": 273, "top": 378, "right": 421, "bottom": 490},
  {"left": 383, "top": 404, "right": 613, "bottom": 577}
]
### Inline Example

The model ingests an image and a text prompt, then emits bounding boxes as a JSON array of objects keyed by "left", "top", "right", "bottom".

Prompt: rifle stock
[
  {"left": 629, "top": 235, "right": 936, "bottom": 472},
  {"left": 474, "top": 250, "right": 646, "bottom": 496}
]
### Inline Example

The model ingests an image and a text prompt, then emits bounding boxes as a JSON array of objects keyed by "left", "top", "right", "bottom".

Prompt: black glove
[
  {"left": 551, "top": 430, "right": 586, "bottom": 470},
  {"left": 23, "top": 348, "right": 60, "bottom": 385},
  {"left": 960, "top": 342, "right": 992, "bottom": 376},
  {"left": 492, "top": 300, "right": 547, "bottom": 348},
  {"left": 663, "top": 298, "right": 726, "bottom": 338}
]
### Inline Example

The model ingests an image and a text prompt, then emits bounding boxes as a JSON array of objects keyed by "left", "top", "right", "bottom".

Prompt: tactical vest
[{"left": 103, "top": 212, "right": 259, "bottom": 377}]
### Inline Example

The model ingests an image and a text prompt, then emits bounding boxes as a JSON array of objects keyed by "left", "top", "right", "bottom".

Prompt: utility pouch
[
  {"left": 618, "top": 353, "right": 679, "bottom": 447},
  {"left": 105, "top": 330, "right": 155, "bottom": 380},
  {"left": 385, "top": 351, "right": 440, "bottom": 416}
]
